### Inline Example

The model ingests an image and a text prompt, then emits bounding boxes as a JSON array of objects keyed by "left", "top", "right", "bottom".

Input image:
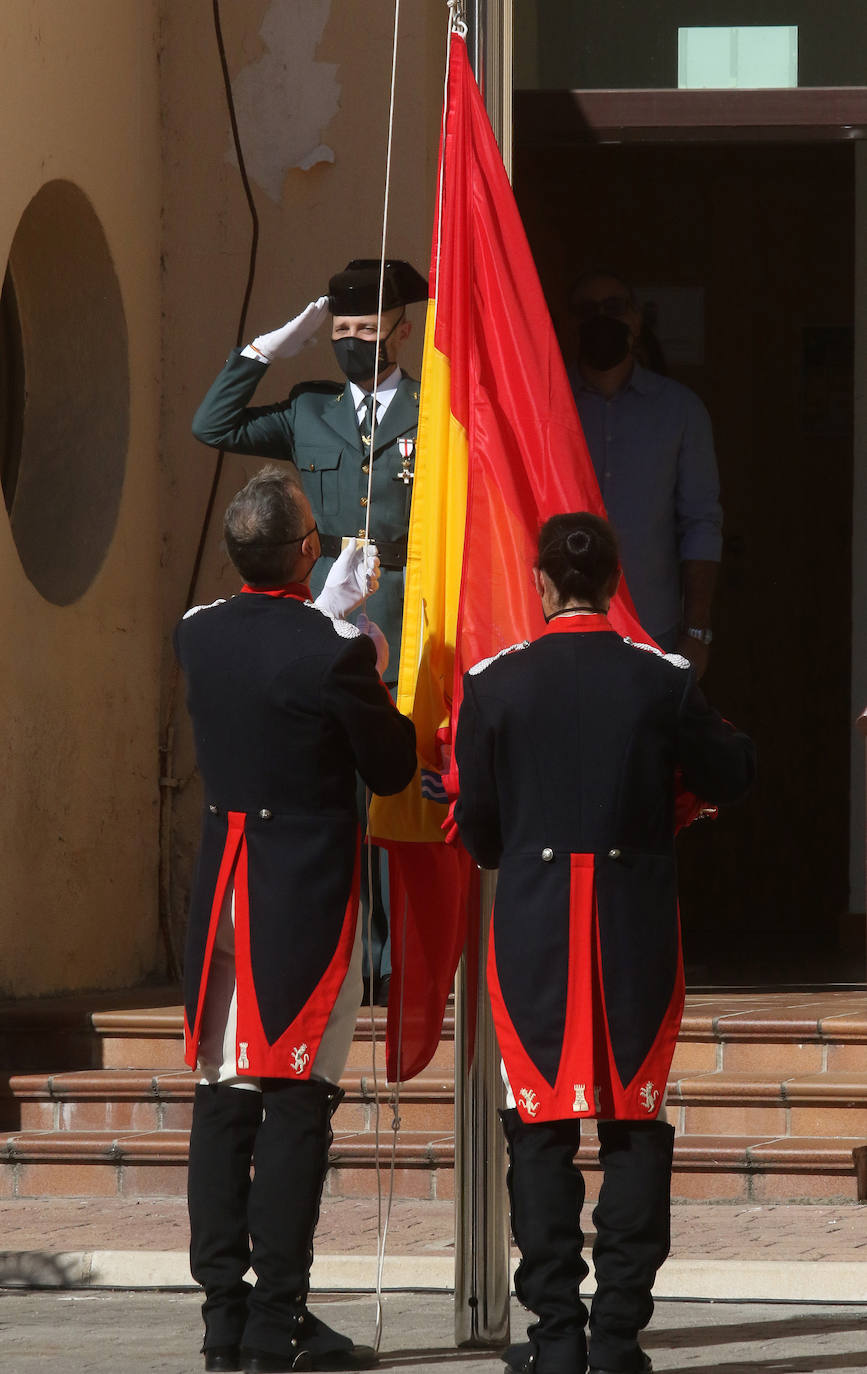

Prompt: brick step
[
  {"left": 0, "top": 991, "right": 864, "bottom": 1203},
  {"left": 8, "top": 1064, "right": 867, "bottom": 1139},
  {"left": 1, "top": 1125, "right": 861, "bottom": 1204},
  {"left": 676, "top": 995, "right": 867, "bottom": 1075},
  {"left": 18, "top": 993, "right": 861, "bottom": 1076},
  {"left": 0, "top": 999, "right": 455, "bottom": 1075},
  {"left": 0, "top": 988, "right": 182, "bottom": 1073},
  {"left": 346, "top": 1010, "right": 454, "bottom": 1071},
  {"left": 667, "top": 1070, "right": 867, "bottom": 1137},
  {"left": 326, "top": 1128, "right": 865, "bottom": 1205},
  {"left": 1, "top": 989, "right": 862, "bottom": 1072},
  {"left": 4, "top": 1065, "right": 455, "bottom": 1136}
]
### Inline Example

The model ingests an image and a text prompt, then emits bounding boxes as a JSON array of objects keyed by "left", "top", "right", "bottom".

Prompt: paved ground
[
  {"left": 2, "top": 1197, "right": 866, "bottom": 1261},
  {"left": 1, "top": 1290, "right": 866, "bottom": 1373}
]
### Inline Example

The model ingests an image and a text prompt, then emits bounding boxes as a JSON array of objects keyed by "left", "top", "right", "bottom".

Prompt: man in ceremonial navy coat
[
  {"left": 192, "top": 258, "right": 428, "bottom": 1004},
  {"left": 455, "top": 513, "right": 754, "bottom": 1374},
  {"left": 176, "top": 467, "right": 416, "bottom": 1373}
]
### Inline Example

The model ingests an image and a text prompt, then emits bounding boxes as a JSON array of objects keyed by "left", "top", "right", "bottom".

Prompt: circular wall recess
[{"left": 0, "top": 180, "right": 129, "bottom": 604}]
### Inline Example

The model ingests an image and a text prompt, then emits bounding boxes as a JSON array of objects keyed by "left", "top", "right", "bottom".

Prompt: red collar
[
  {"left": 239, "top": 581, "right": 311, "bottom": 601},
  {"left": 540, "top": 612, "right": 615, "bottom": 637}
]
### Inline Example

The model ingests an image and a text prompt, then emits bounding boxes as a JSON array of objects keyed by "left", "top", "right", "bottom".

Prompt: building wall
[
  {"left": 0, "top": 0, "right": 448, "bottom": 998},
  {"left": 0, "top": 2, "right": 163, "bottom": 995}
]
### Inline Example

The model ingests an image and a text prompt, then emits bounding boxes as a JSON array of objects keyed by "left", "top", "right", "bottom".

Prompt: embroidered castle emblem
[
  {"left": 640, "top": 1081, "right": 660, "bottom": 1114},
  {"left": 519, "top": 1088, "right": 540, "bottom": 1117},
  {"left": 291, "top": 1043, "right": 311, "bottom": 1075},
  {"left": 572, "top": 1083, "right": 589, "bottom": 1113},
  {"left": 238, "top": 1043, "right": 250, "bottom": 1070}
]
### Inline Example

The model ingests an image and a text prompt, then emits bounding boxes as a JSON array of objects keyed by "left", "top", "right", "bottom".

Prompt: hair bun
[{"left": 565, "top": 529, "right": 592, "bottom": 561}]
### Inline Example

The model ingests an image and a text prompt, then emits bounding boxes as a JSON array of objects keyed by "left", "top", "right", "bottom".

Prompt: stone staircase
[{"left": 0, "top": 991, "right": 864, "bottom": 1205}]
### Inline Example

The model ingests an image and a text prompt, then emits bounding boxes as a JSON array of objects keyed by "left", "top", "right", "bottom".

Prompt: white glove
[
  {"left": 357, "top": 614, "right": 390, "bottom": 678},
  {"left": 250, "top": 296, "right": 330, "bottom": 361},
  {"left": 313, "top": 540, "right": 380, "bottom": 620}
]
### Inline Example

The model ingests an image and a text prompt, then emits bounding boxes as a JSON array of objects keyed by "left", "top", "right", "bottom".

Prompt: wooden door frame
[{"left": 515, "top": 88, "right": 867, "bottom": 146}]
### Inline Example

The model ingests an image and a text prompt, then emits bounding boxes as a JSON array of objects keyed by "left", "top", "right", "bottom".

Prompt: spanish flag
[{"left": 372, "top": 31, "right": 647, "bottom": 1080}]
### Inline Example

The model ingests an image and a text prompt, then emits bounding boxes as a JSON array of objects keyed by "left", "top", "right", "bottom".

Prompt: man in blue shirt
[{"left": 568, "top": 272, "right": 722, "bottom": 675}]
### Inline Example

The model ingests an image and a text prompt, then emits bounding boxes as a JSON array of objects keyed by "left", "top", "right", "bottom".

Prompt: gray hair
[{"left": 223, "top": 465, "right": 308, "bottom": 586}]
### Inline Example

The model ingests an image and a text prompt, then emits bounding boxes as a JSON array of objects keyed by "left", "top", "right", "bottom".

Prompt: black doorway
[{"left": 513, "top": 131, "right": 859, "bottom": 984}]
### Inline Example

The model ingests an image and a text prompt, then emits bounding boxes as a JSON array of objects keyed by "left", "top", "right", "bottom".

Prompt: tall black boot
[
  {"left": 242, "top": 1078, "right": 376, "bottom": 1370},
  {"left": 500, "top": 1109, "right": 588, "bottom": 1374},
  {"left": 588, "top": 1120, "right": 675, "bottom": 1374},
  {"left": 188, "top": 1083, "right": 263, "bottom": 1353}
]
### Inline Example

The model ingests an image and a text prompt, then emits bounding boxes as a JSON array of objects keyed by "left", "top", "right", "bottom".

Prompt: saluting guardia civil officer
[{"left": 193, "top": 258, "right": 428, "bottom": 1005}]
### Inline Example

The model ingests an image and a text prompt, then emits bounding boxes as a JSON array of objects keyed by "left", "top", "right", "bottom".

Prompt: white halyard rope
[
  {"left": 363, "top": 0, "right": 402, "bottom": 537},
  {"left": 365, "top": 1, "right": 466, "bottom": 1349},
  {"left": 363, "top": 0, "right": 401, "bottom": 1353}
]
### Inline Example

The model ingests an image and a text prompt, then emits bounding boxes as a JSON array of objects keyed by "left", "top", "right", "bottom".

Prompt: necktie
[{"left": 358, "top": 394, "right": 376, "bottom": 451}]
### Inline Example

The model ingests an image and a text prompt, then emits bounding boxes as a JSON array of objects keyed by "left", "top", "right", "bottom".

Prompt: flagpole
[{"left": 454, "top": 0, "right": 514, "bottom": 1351}]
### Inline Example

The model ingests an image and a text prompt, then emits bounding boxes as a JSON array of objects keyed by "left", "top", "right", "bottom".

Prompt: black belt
[{"left": 319, "top": 533, "right": 407, "bottom": 570}]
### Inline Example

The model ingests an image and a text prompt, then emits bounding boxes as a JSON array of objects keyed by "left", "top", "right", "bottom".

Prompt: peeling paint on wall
[{"left": 227, "top": 0, "right": 339, "bottom": 202}]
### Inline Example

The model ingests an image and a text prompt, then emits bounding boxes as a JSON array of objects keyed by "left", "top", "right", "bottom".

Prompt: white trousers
[{"left": 197, "top": 878, "right": 363, "bottom": 1092}]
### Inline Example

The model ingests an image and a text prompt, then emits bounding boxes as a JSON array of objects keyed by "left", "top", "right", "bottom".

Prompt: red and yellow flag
[{"left": 373, "top": 31, "right": 647, "bottom": 1081}]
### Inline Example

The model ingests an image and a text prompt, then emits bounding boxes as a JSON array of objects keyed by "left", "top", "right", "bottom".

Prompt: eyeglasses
[
  {"left": 285, "top": 523, "right": 318, "bottom": 545},
  {"left": 241, "top": 524, "right": 318, "bottom": 548},
  {"left": 572, "top": 296, "right": 632, "bottom": 322}
]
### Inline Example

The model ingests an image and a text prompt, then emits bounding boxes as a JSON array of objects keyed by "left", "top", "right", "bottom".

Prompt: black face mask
[
  {"left": 332, "top": 335, "right": 386, "bottom": 384},
  {"left": 578, "top": 315, "right": 631, "bottom": 372},
  {"left": 332, "top": 311, "right": 405, "bottom": 383}
]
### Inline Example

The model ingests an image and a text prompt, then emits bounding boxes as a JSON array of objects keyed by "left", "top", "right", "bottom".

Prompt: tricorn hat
[{"left": 328, "top": 258, "right": 428, "bottom": 315}]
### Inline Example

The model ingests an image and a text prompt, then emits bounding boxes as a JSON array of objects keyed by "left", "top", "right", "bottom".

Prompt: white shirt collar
[{"left": 350, "top": 367, "right": 403, "bottom": 416}]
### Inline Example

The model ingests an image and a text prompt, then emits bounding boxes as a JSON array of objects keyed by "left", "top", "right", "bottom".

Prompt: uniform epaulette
[
  {"left": 183, "top": 598, "right": 226, "bottom": 619},
  {"left": 310, "top": 603, "right": 362, "bottom": 638},
  {"left": 623, "top": 637, "right": 690, "bottom": 670},
  {"left": 468, "top": 640, "right": 530, "bottom": 676},
  {"left": 287, "top": 379, "right": 343, "bottom": 402}
]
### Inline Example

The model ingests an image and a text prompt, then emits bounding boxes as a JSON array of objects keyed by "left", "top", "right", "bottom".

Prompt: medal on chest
[{"left": 393, "top": 437, "right": 415, "bottom": 486}]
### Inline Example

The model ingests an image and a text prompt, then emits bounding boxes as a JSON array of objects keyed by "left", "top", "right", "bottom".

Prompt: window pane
[{"left": 517, "top": 0, "right": 867, "bottom": 90}]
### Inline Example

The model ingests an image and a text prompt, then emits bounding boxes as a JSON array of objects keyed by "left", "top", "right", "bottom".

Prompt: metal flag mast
[
  {"left": 358, "top": 0, "right": 515, "bottom": 1351},
  {"left": 452, "top": 0, "right": 514, "bottom": 1352}
]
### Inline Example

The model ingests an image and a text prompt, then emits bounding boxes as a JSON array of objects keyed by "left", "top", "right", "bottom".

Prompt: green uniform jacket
[{"left": 192, "top": 348, "right": 420, "bottom": 678}]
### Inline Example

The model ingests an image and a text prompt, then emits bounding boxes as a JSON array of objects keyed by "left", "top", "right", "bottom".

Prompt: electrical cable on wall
[
  {"left": 187, "top": 0, "right": 261, "bottom": 612},
  {"left": 157, "top": 0, "right": 262, "bottom": 981}
]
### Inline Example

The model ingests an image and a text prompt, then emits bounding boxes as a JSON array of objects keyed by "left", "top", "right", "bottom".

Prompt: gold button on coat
[{"left": 360, "top": 496, "right": 368, "bottom": 506}]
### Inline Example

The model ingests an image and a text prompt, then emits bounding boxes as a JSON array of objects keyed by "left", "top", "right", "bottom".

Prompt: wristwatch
[{"left": 684, "top": 626, "right": 713, "bottom": 646}]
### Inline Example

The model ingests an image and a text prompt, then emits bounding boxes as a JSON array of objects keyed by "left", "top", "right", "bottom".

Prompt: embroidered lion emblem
[
  {"left": 291, "top": 1043, "right": 310, "bottom": 1075},
  {"left": 519, "top": 1088, "right": 540, "bottom": 1117},
  {"left": 639, "top": 1081, "right": 660, "bottom": 1114}
]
